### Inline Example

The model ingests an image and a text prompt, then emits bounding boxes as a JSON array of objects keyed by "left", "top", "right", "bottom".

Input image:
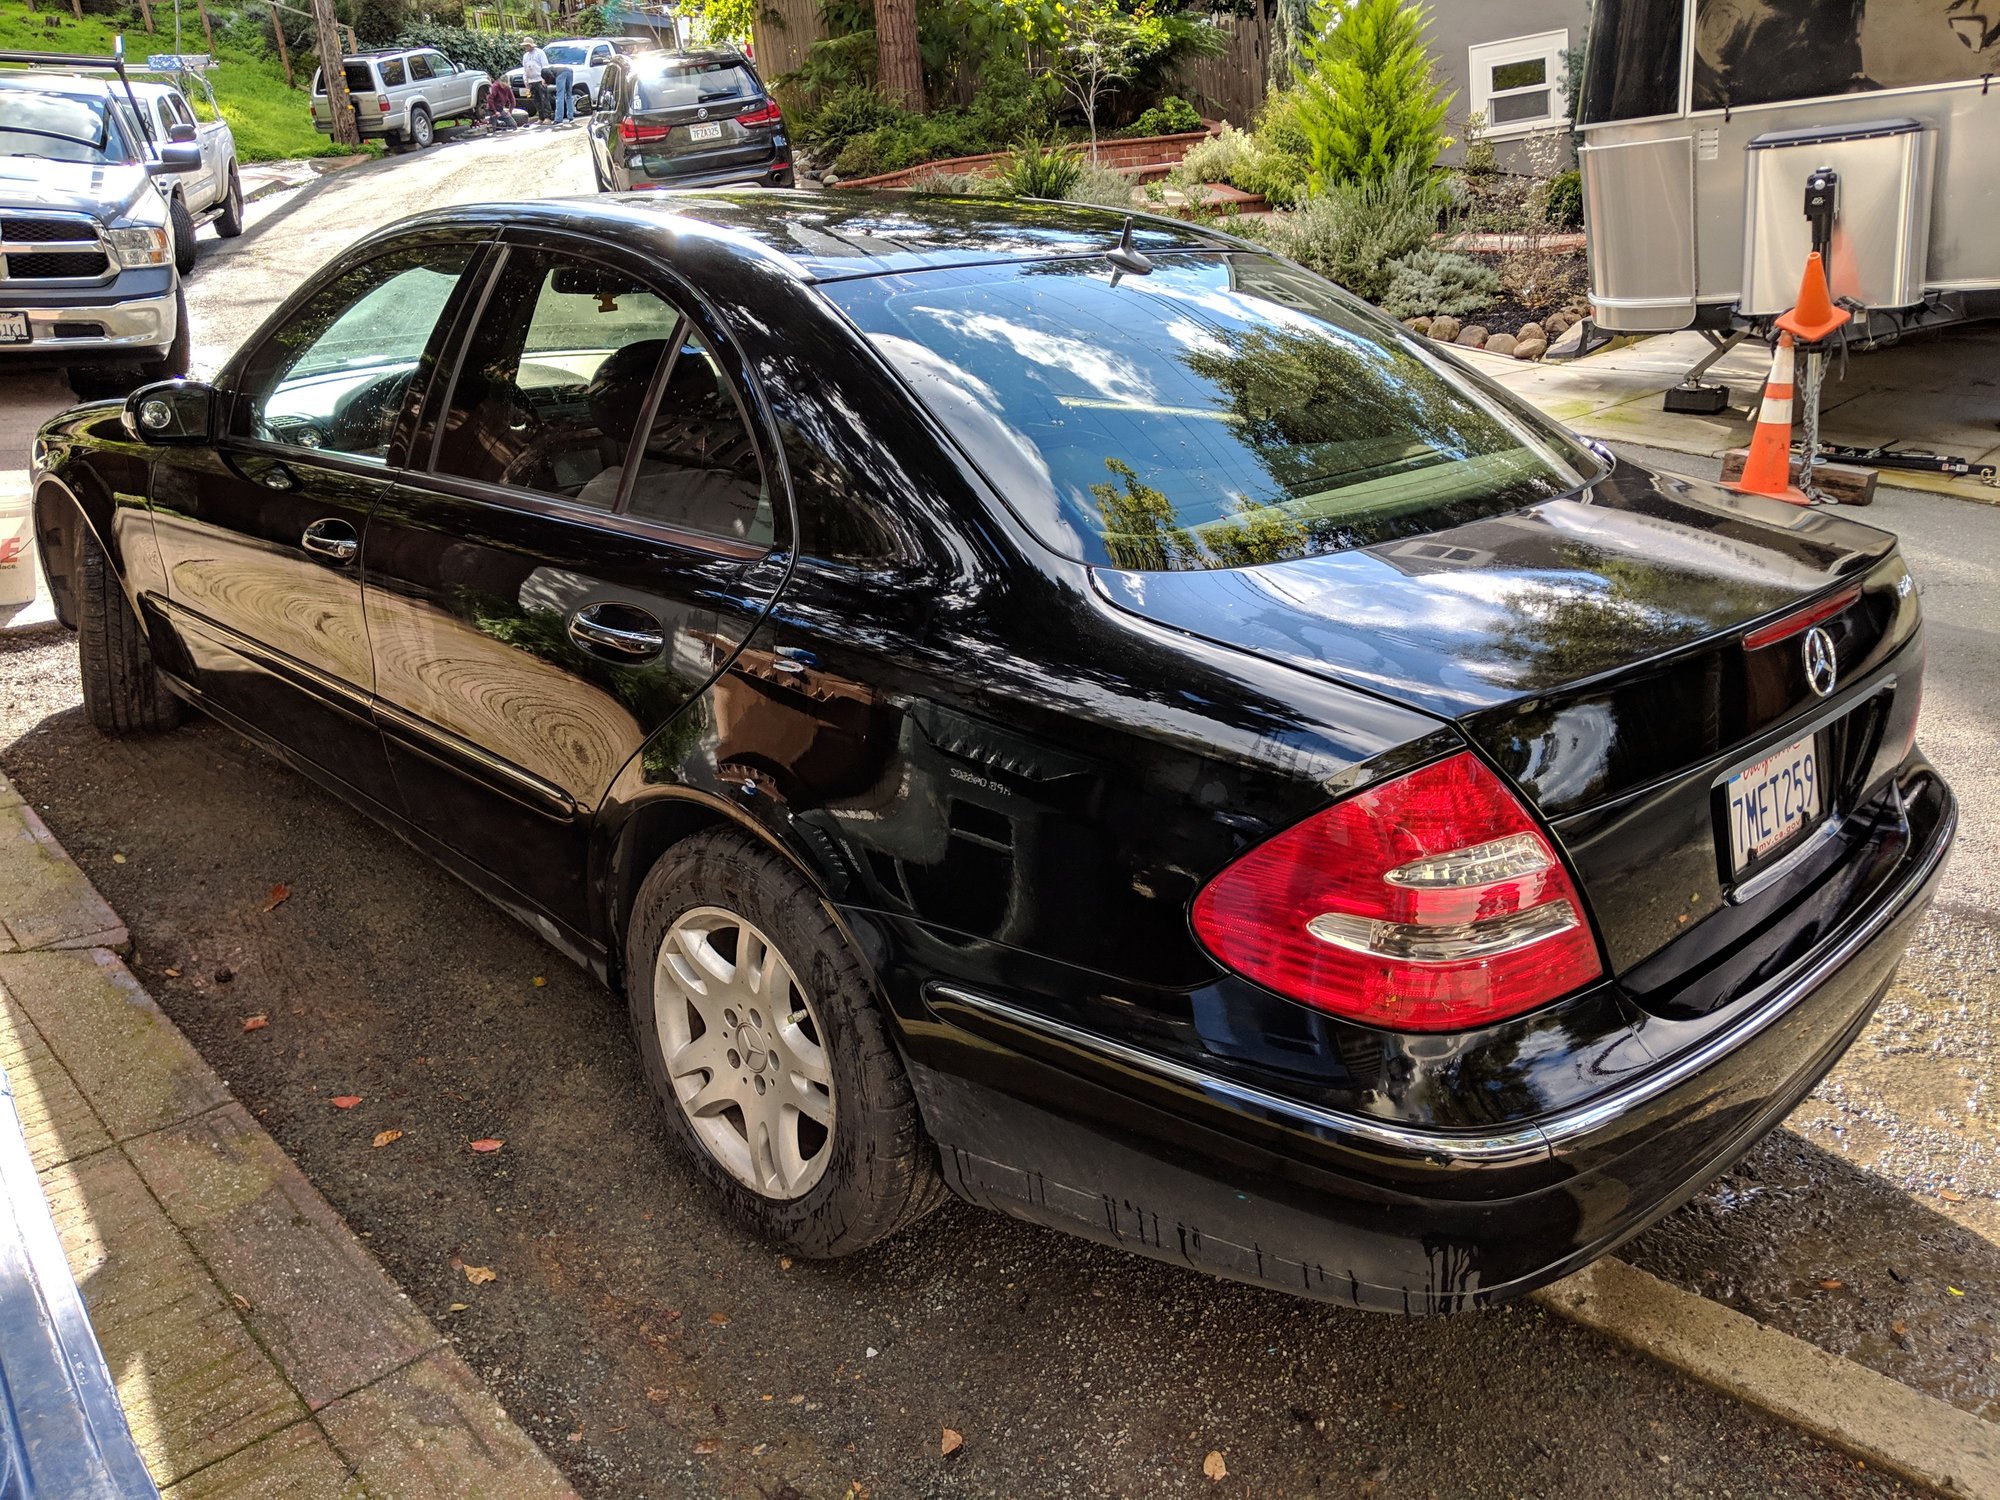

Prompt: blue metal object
[{"left": 0, "top": 1067, "right": 158, "bottom": 1500}]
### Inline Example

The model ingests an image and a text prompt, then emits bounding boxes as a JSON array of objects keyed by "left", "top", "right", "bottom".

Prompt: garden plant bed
[{"left": 830, "top": 127, "right": 1219, "bottom": 190}]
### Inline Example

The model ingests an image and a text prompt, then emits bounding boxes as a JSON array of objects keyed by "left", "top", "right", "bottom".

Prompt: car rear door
[
  {"left": 145, "top": 234, "right": 488, "bottom": 807},
  {"left": 361, "top": 230, "right": 791, "bottom": 938}
]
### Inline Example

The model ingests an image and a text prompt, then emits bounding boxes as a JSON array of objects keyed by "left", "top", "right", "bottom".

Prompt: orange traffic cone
[
  {"left": 1775, "top": 251, "right": 1850, "bottom": 343},
  {"left": 1734, "top": 333, "right": 1810, "bottom": 505}
]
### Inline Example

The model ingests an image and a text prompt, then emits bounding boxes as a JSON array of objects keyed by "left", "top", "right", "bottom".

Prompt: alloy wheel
[{"left": 654, "top": 906, "right": 834, "bottom": 1199}]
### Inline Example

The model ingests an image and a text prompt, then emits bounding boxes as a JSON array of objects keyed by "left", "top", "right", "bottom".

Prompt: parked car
[
  {"left": 587, "top": 49, "right": 791, "bottom": 192},
  {"left": 0, "top": 52, "right": 200, "bottom": 399},
  {"left": 310, "top": 47, "right": 490, "bottom": 150},
  {"left": 28, "top": 194, "right": 1955, "bottom": 1313},
  {"left": 126, "top": 75, "right": 244, "bottom": 272},
  {"left": 501, "top": 35, "right": 642, "bottom": 115}
]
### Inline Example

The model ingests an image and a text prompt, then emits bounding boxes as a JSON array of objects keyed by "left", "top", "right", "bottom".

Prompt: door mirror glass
[
  {"left": 123, "top": 380, "right": 215, "bottom": 445},
  {"left": 148, "top": 141, "right": 203, "bottom": 175}
]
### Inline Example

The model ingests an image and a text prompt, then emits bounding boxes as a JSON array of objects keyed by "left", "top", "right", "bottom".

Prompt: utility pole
[{"left": 311, "top": 0, "right": 358, "bottom": 146}]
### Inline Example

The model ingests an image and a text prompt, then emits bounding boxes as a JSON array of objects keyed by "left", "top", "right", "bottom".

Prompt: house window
[{"left": 1469, "top": 29, "right": 1570, "bottom": 135}]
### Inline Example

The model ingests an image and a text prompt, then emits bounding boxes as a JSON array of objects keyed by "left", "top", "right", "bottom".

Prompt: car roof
[{"left": 403, "top": 190, "right": 1243, "bottom": 284}]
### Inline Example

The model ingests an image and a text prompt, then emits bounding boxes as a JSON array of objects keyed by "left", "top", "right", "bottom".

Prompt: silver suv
[{"left": 310, "top": 47, "right": 490, "bottom": 150}]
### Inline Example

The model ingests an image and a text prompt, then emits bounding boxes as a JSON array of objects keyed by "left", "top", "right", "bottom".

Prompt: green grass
[{"left": 0, "top": 5, "right": 367, "bottom": 161}]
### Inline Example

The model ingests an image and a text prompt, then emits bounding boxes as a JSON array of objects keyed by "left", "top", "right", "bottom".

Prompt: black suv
[{"left": 586, "top": 49, "right": 792, "bottom": 193}]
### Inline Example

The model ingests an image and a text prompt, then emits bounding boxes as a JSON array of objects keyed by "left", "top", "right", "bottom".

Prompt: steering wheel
[
  {"left": 495, "top": 415, "right": 583, "bottom": 491},
  {"left": 330, "top": 371, "right": 415, "bottom": 456}
]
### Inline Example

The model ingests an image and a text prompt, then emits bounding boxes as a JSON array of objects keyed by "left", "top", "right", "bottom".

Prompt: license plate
[
  {"left": 1725, "top": 731, "right": 1821, "bottom": 873},
  {"left": 687, "top": 121, "right": 723, "bottom": 141},
  {"left": 0, "top": 312, "right": 28, "bottom": 345}
]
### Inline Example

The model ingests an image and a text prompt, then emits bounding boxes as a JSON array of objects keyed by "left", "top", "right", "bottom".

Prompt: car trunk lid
[{"left": 619, "top": 57, "right": 779, "bottom": 180}]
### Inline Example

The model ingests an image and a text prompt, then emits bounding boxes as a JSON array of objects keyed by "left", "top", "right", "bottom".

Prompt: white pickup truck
[{"left": 126, "top": 71, "right": 244, "bottom": 272}]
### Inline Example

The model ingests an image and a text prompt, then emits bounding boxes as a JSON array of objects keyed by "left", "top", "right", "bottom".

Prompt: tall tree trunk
[{"left": 875, "top": 0, "right": 926, "bottom": 112}]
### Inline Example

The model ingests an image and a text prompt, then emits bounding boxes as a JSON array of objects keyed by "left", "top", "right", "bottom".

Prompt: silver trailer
[{"left": 1575, "top": 0, "right": 2000, "bottom": 347}]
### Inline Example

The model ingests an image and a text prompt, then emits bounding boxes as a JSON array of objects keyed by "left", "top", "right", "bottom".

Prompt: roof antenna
[{"left": 1107, "top": 216, "right": 1154, "bottom": 286}]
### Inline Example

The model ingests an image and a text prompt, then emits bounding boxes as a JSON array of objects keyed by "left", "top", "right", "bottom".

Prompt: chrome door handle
[
  {"left": 568, "top": 605, "right": 665, "bottom": 660},
  {"left": 300, "top": 518, "right": 359, "bottom": 564}
]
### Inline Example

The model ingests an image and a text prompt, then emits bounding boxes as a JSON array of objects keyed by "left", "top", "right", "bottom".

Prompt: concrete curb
[
  {"left": 1538, "top": 1258, "right": 2000, "bottom": 1499},
  {"left": 0, "top": 770, "right": 579, "bottom": 1497}
]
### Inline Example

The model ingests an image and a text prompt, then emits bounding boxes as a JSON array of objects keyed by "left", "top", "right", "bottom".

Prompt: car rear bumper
[
  {"left": 612, "top": 158, "right": 794, "bottom": 192},
  {"left": 897, "top": 766, "right": 1955, "bottom": 1312}
]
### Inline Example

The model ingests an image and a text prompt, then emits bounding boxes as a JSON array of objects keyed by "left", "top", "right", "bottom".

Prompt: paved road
[{"left": 0, "top": 132, "right": 1976, "bottom": 1496}]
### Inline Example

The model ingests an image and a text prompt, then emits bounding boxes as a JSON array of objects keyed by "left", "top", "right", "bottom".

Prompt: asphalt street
[{"left": 0, "top": 126, "right": 1987, "bottom": 1496}]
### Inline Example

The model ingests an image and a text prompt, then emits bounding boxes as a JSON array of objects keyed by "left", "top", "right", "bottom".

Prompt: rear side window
[
  {"left": 379, "top": 57, "right": 407, "bottom": 87},
  {"left": 830, "top": 255, "right": 1596, "bottom": 573},
  {"left": 631, "top": 59, "right": 757, "bottom": 110}
]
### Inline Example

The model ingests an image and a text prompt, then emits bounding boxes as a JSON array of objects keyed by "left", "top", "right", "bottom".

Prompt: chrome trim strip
[{"left": 932, "top": 791, "right": 1951, "bottom": 1164}]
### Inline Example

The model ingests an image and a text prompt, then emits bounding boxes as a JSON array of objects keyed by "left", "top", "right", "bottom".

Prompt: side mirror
[
  {"left": 167, "top": 120, "right": 198, "bottom": 144},
  {"left": 147, "top": 142, "right": 204, "bottom": 175},
  {"left": 122, "top": 381, "right": 215, "bottom": 445}
]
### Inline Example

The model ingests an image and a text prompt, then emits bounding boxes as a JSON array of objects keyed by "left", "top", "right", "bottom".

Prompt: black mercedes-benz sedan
[{"left": 28, "top": 193, "right": 1954, "bottom": 1313}]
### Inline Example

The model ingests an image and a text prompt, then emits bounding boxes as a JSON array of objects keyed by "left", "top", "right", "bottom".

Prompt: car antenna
[{"left": 1107, "top": 216, "right": 1153, "bottom": 286}]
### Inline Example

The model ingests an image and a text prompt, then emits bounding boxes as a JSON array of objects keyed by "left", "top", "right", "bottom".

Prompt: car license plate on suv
[
  {"left": 688, "top": 122, "right": 723, "bottom": 141},
  {"left": 1726, "top": 731, "right": 1821, "bottom": 873},
  {"left": 0, "top": 312, "right": 29, "bottom": 344}
]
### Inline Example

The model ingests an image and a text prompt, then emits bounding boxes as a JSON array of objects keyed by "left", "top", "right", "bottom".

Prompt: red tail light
[
  {"left": 378, "top": 98, "right": 391, "bottom": 112},
  {"left": 737, "top": 99, "right": 782, "bottom": 126},
  {"left": 619, "top": 119, "right": 672, "bottom": 142},
  {"left": 1190, "top": 753, "right": 1602, "bottom": 1032}
]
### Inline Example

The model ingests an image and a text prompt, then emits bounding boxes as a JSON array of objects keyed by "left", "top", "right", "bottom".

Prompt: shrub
[
  {"left": 1544, "top": 168, "right": 1584, "bottom": 230},
  {"left": 1234, "top": 142, "right": 1310, "bottom": 207},
  {"left": 1066, "top": 164, "right": 1136, "bottom": 207},
  {"left": 1125, "top": 95, "right": 1203, "bottom": 137},
  {"left": 804, "top": 86, "right": 908, "bottom": 152},
  {"left": 905, "top": 165, "right": 991, "bottom": 195},
  {"left": 1379, "top": 247, "right": 1499, "bottom": 318},
  {"left": 390, "top": 21, "right": 522, "bottom": 80},
  {"left": 1262, "top": 159, "right": 1448, "bottom": 300},
  {"left": 1178, "top": 125, "right": 1252, "bottom": 184},
  {"left": 1293, "top": 0, "right": 1453, "bottom": 188},
  {"left": 999, "top": 134, "right": 1085, "bottom": 199}
]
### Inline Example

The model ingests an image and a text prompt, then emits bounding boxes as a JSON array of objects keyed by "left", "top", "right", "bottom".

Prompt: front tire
[
  {"left": 136, "top": 289, "right": 192, "bottom": 383},
  {"left": 74, "top": 518, "right": 182, "bottom": 735},
  {"left": 168, "top": 193, "right": 197, "bottom": 273},
  {"left": 625, "top": 830, "right": 944, "bottom": 1257}
]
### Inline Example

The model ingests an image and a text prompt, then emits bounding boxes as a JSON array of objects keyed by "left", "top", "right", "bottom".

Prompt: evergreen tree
[{"left": 1293, "top": 0, "right": 1452, "bottom": 188}]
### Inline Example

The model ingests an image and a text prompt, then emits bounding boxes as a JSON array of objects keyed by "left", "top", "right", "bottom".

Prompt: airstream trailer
[{"left": 1576, "top": 0, "right": 2000, "bottom": 346}]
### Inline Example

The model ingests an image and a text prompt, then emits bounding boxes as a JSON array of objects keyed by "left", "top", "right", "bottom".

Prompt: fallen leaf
[
  {"left": 470, "top": 1138, "right": 504, "bottom": 1154},
  {"left": 242, "top": 1015, "right": 268, "bottom": 1032},
  {"left": 372, "top": 1129, "right": 403, "bottom": 1148},
  {"left": 941, "top": 1427, "right": 964, "bottom": 1457},
  {"left": 1819, "top": 1278, "right": 1844, "bottom": 1290},
  {"left": 449, "top": 1302, "right": 469, "bottom": 1312},
  {"left": 464, "top": 1264, "right": 497, "bottom": 1285},
  {"left": 532, "top": 975, "right": 547, "bottom": 987},
  {"left": 692, "top": 1439, "right": 720, "bottom": 1455},
  {"left": 332, "top": 1095, "right": 362, "bottom": 1109},
  {"left": 780, "top": 1256, "right": 793, "bottom": 1270},
  {"left": 708, "top": 1311, "right": 730, "bottom": 1326},
  {"left": 1940, "top": 1188, "right": 1967, "bottom": 1203},
  {"left": 164, "top": 967, "right": 180, "bottom": 978},
  {"left": 262, "top": 883, "right": 290, "bottom": 912},
  {"left": 231, "top": 1292, "right": 252, "bottom": 1312},
  {"left": 112, "top": 853, "right": 127, "bottom": 864},
  {"left": 567, "top": 1427, "right": 584, "bottom": 1443},
  {"left": 1948, "top": 1285, "right": 1965, "bottom": 1297},
  {"left": 645, "top": 1388, "right": 670, "bottom": 1403},
  {"left": 788, "top": 1394, "right": 805, "bottom": 1404},
  {"left": 1203, "top": 1450, "right": 1228, "bottom": 1481},
  {"left": 1892, "top": 1319, "right": 1909, "bottom": 1336},
  {"left": 448, "top": 1255, "right": 464, "bottom": 1271}
]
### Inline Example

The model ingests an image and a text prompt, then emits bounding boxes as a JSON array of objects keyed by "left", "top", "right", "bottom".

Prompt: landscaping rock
[
  {"left": 1513, "top": 337, "right": 1548, "bottom": 361},
  {"left": 1516, "top": 321, "right": 1545, "bottom": 344},
  {"left": 1545, "top": 311, "right": 1573, "bottom": 340},
  {"left": 1485, "top": 333, "right": 1517, "bottom": 357},
  {"left": 1455, "top": 325, "right": 1489, "bottom": 349},
  {"left": 1403, "top": 316, "right": 1432, "bottom": 335},
  {"left": 1428, "top": 315, "right": 1461, "bottom": 343},
  {"left": 822, "top": 173, "right": 840, "bottom": 188}
]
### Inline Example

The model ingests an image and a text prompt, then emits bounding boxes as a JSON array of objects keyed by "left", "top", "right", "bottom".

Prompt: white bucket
[{"left": 0, "top": 491, "right": 36, "bottom": 609}]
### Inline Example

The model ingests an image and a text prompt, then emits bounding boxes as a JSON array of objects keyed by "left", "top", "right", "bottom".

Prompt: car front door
[
  {"left": 361, "top": 234, "right": 791, "bottom": 938},
  {"left": 145, "top": 237, "right": 486, "bottom": 805}
]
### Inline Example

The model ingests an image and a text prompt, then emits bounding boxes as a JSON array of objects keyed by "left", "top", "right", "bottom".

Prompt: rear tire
[
  {"left": 625, "top": 829, "right": 945, "bottom": 1258},
  {"left": 74, "top": 519, "right": 182, "bottom": 736},
  {"left": 408, "top": 105, "right": 433, "bottom": 149},
  {"left": 214, "top": 164, "right": 245, "bottom": 238},
  {"left": 168, "top": 193, "right": 197, "bottom": 273}
]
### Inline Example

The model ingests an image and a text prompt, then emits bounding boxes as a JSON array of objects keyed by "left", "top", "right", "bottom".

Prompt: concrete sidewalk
[{"left": 0, "top": 769, "right": 576, "bottom": 1498}]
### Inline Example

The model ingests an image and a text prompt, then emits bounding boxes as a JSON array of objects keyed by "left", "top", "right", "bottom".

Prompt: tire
[
  {"left": 168, "top": 192, "right": 197, "bottom": 273},
  {"left": 66, "top": 366, "right": 139, "bottom": 401},
  {"left": 136, "top": 289, "right": 192, "bottom": 383},
  {"left": 73, "top": 517, "right": 182, "bottom": 736},
  {"left": 625, "top": 830, "right": 945, "bottom": 1257},
  {"left": 408, "top": 104, "right": 433, "bottom": 149},
  {"left": 385, "top": 129, "right": 405, "bottom": 151},
  {"left": 214, "top": 164, "right": 245, "bottom": 238}
]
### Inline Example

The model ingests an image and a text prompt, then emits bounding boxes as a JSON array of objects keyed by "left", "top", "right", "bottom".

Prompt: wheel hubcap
[{"left": 653, "top": 906, "right": 833, "bottom": 1199}]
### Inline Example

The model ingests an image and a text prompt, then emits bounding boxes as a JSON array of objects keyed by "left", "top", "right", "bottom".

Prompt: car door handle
[
  {"left": 568, "top": 604, "right": 665, "bottom": 661},
  {"left": 300, "top": 517, "right": 359, "bottom": 564}
]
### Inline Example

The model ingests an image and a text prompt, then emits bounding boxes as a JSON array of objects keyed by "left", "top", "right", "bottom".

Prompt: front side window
[
  {"left": 234, "top": 243, "right": 476, "bottom": 459},
  {"left": 408, "top": 53, "right": 435, "bottom": 81},
  {"left": 1469, "top": 29, "right": 1570, "bottom": 134},
  {"left": 831, "top": 256, "right": 1597, "bottom": 573},
  {"left": 631, "top": 58, "right": 758, "bottom": 110}
]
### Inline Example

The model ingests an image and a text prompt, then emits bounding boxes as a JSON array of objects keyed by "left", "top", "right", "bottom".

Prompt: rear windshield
[
  {"left": 315, "top": 62, "right": 376, "bottom": 94},
  {"left": 829, "top": 254, "right": 1598, "bottom": 572},
  {"left": 632, "top": 58, "right": 757, "bottom": 110}
]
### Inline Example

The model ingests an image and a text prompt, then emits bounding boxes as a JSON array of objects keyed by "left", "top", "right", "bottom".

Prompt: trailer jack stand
[{"left": 1663, "top": 330, "right": 1746, "bottom": 414}]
